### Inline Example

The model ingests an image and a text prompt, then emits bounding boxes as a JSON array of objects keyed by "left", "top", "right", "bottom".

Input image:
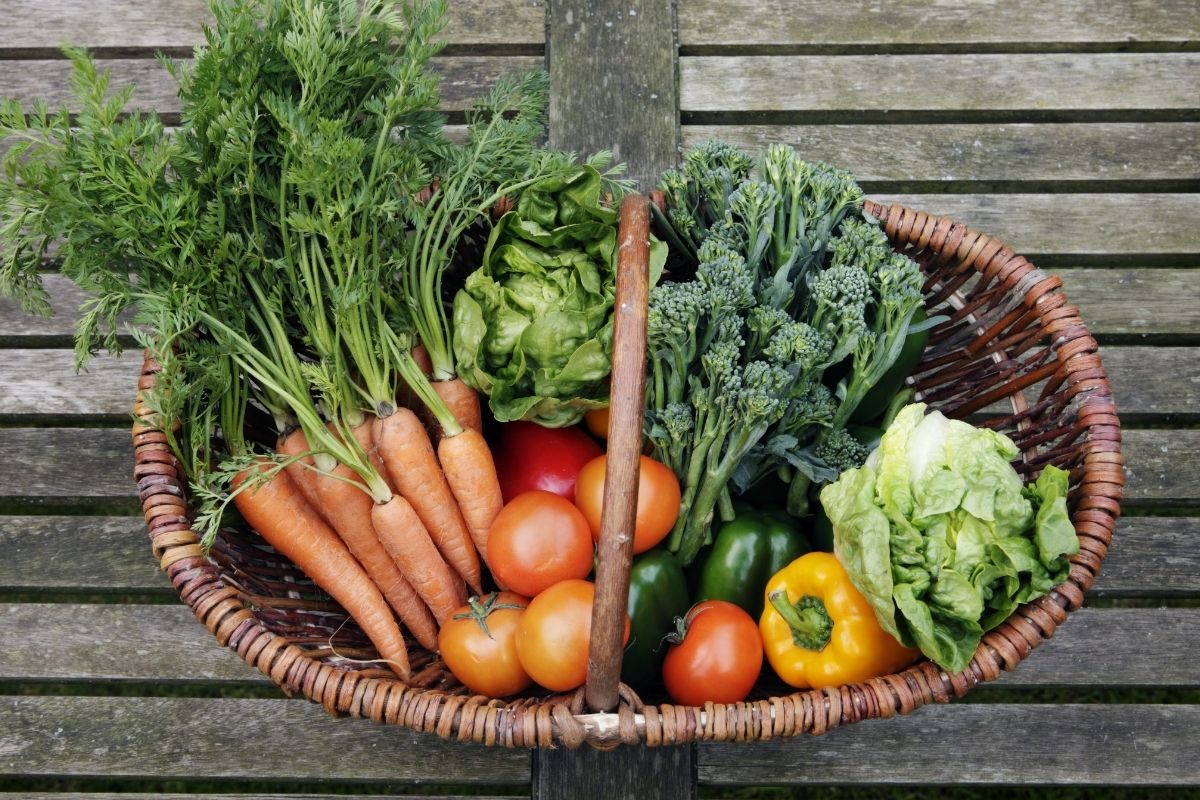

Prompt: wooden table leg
[{"left": 533, "top": 743, "right": 695, "bottom": 800}]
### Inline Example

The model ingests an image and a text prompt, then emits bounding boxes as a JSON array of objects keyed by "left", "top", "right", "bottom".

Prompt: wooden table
[{"left": 2, "top": 1, "right": 1198, "bottom": 797}]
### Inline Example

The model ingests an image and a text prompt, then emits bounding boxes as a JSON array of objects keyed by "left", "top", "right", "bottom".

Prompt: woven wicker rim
[{"left": 132, "top": 200, "right": 1123, "bottom": 749}]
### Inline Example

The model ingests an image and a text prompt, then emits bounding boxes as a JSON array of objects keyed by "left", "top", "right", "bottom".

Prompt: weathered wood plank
[
  {"left": 7, "top": 269, "right": 1199, "bottom": 340},
  {"left": 547, "top": 0, "right": 678, "bottom": 189},
  {"left": 534, "top": 744, "right": 693, "bottom": 799},
  {"left": 0, "top": 696, "right": 530, "bottom": 783},
  {"left": 0, "top": 345, "right": 1189, "bottom": 420},
  {"left": 0, "top": 795, "right": 521, "bottom": 800},
  {"left": 0, "top": 0, "right": 546, "bottom": 51},
  {"left": 681, "top": 54, "right": 1200, "bottom": 113},
  {"left": 0, "top": 428, "right": 1189, "bottom": 505},
  {"left": 0, "top": 516, "right": 163, "bottom": 593},
  {"left": 1, "top": 56, "right": 544, "bottom": 115},
  {"left": 868, "top": 194, "right": 1200, "bottom": 257},
  {"left": 5, "top": 512, "right": 1188, "bottom": 596},
  {"left": 698, "top": 704, "right": 1200, "bottom": 785},
  {"left": 678, "top": 0, "right": 1200, "bottom": 48},
  {"left": 3, "top": 604, "right": 1194, "bottom": 688},
  {"left": 0, "top": 604, "right": 261, "bottom": 683},
  {"left": 681, "top": 123, "right": 1200, "bottom": 185}
]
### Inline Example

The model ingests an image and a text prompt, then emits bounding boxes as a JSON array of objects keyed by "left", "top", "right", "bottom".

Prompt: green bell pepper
[
  {"left": 622, "top": 548, "right": 691, "bottom": 691},
  {"left": 693, "top": 508, "right": 811, "bottom": 619}
]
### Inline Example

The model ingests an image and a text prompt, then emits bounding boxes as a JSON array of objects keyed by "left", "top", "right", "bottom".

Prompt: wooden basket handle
[{"left": 584, "top": 194, "right": 651, "bottom": 713}]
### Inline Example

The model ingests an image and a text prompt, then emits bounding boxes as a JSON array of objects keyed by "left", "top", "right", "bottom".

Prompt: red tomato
[
  {"left": 514, "top": 579, "right": 628, "bottom": 692},
  {"left": 486, "top": 491, "right": 595, "bottom": 597},
  {"left": 494, "top": 421, "right": 602, "bottom": 503},
  {"left": 575, "top": 454, "right": 681, "bottom": 554},
  {"left": 662, "top": 600, "right": 763, "bottom": 706},
  {"left": 438, "top": 592, "right": 532, "bottom": 698}
]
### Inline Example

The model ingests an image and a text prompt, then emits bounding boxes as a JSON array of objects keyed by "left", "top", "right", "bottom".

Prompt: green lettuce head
[
  {"left": 453, "top": 165, "right": 665, "bottom": 427},
  {"left": 819, "top": 402, "right": 1079, "bottom": 674}
]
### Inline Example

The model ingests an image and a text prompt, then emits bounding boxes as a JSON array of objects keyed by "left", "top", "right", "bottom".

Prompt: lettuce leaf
[{"left": 821, "top": 403, "right": 1080, "bottom": 674}]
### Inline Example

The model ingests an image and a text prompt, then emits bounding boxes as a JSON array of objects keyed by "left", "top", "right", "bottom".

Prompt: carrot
[
  {"left": 313, "top": 454, "right": 440, "bottom": 651},
  {"left": 276, "top": 427, "right": 320, "bottom": 506},
  {"left": 371, "top": 494, "right": 466, "bottom": 624},
  {"left": 232, "top": 461, "right": 410, "bottom": 678},
  {"left": 398, "top": 344, "right": 435, "bottom": 411},
  {"left": 432, "top": 377, "right": 483, "bottom": 434},
  {"left": 344, "top": 415, "right": 391, "bottom": 492},
  {"left": 438, "top": 427, "right": 504, "bottom": 562},
  {"left": 373, "top": 409, "right": 483, "bottom": 594}
]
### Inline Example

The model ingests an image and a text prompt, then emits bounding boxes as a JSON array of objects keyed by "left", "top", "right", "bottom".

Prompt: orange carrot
[
  {"left": 373, "top": 409, "right": 483, "bottom": 594},
  {"left": 232, "top": 462, "right": 410, "bottom": 678},
  {"left": 313, "top": 454, "right": 440, "bottom": 651},
  {"left": 276, "top": 427, "right": 319, "bottom": 502},
  {"left": 432, "top": 377, "right": 483, "bottom": 434},
  {"left": 370, "top": 495, "right": 466, "bottom": 624},
  {"left": 437, "top": 427, "right": 504, "bottom": 562}
]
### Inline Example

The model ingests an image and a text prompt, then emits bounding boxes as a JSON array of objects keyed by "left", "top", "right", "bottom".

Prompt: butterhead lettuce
[
  {"left": 452, "top": 164, "right": 665, "bottom": 427},
  {"left": 819, "top": 403, "right": 1079, "bottom": 674}
]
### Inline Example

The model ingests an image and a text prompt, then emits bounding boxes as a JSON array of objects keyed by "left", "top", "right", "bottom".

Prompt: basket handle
[{"left": 584, "top": 193, "right": 651, "bottom": 713}]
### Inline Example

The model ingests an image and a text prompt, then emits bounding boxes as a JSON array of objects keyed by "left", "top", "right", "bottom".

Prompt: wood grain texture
[
  {"left": 2, "top": 604, "right": 1195, "bottom": 687},
  {"left": 697, "top": 704, "right": 1200, "bottom": 785},
  {"left": 0, "top": 696, "right": 530, "bottom": 783},
  {"left": 1, "top": 56, "right": 544, "bottom": 115},
  {"left": 0, "top": 0, "right": 546, "bottom": 51},
  {"left": 1094, "top": 517, "right": 1200, "bottom": 597},
  {"left": 0, "top": 346, "right": 1189, "bottom": 420},
  {"left": 681, "top": 123, "right": 1200, "bottom": 184},
  {"left": 0, "top": 604, "right": 261, "bottom": 683},
  {"left": 0, "top": 795, "right": 521, "bottom": 800},
  {"left": 681, "top": 54, "right": 1200, "bottom": 112},
  {"left": 7, "top": 269, "right": 1199, "bottom": 339},
  {"left": 678, "top": 0, "right": 1200, "bottom": 47},
  {"left": 0, "top": 516, "right": 163, "bottom": 593},
  {"left": 866, "top": 194, "right": 1200, "bottom": 257},
  {"left": 534, "top": 744, "right": 693, "bottom": 799},
  {"left": 547, "top": 0, "right": 677, "bottom": 189}
]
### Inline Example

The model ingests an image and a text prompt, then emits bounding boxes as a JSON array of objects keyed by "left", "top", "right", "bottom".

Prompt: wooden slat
[
  {"left": 681, "top": 54, "right": 1200, "bottom": 113},
  {"left": 681, "top": 123, "right": 1200, "bottom": 185},
  {"left": 3, "top": 604, "right": 1194, "bottom": 688},
  {"left": 0, "top": 516, "right": 163, "bottom": 593},
  {"left": 0, "top": 696, "right": 530, "bottom": 783},
  {"left": 697, "top": 704, "right": 1200, "bottom": 786},
  {"left": 0, "top": 604, "right": 262, "bottom": 683},
  {"left": 868, "top": 194, "right": 1200, "bottom": 257},
  {"left": 0, "top": 428, "right": 1191, "bottom": 506},
  {"left": 0, "top": 795, "right": 521, "bottom": 800},
  {"left": 0, "top": 345, "right": 1190, "bottom": 420},
  {"left": 5, "top": 512, "right": 1188, "bottom": 596},
  {"left": 0, "top": 0, "right": 545, "bottom": 51},
  {"left": 6, "top": 269, "right": 1199, "bottom": 341},
  {"left": 1, "top": 56, "right": 544, "bottom": 115},
  {"left": 678, "top": 0, "right": 1200, "bottom": 48}
]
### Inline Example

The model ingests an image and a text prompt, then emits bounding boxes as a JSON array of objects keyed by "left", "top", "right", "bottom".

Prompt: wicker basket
[{"left": 132, "top": 196, "right": 1123, "bottom": 749}]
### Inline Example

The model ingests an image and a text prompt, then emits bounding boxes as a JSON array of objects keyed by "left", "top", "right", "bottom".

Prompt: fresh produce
[
  {"left": 760, "top": 552, "right": 919, "bottom": 689},
  {"left": 622, "top": 548, "right": 691, "bottom": 691},
  {"left": 486, "top": 491, "right": 595, "bottom": 597},
  {"left": 584, "top": 407, "right": 610, "bottom": 439},
  {"left": 516, "top": 579, "right": 628, "bottom": 692},
  {"left": 646, "top": 141, "right": 932, "bottom": 565},
  {"left": 692, "top": 507, "right": 810, "bottom": 620},
  {"left": 575, "top": 454, "right": 681, "bottom": 554},
  {"left": 493, "top": 421, "right": 602, "bottom": 502},
  {"left": 439, "top": 592, "right": 532, "bottom": 698},
  {"left": 819, "top": 403, "right": 1080, "bottom": 673},
  {"left": 662, "top": 600, "right": 763, "bottom": 706},
  {"left": 453, "top": 164, "right": 666, "bottom": 426}
]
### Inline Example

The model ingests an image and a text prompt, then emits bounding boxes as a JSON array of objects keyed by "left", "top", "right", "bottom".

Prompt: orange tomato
[
  {"left": 515, "top": 579, "right": 628, "bottom": 692},
  {"left": 662, "top": 600, "right": 763, "bottom": 706},
  {"left": 486, "top": 491, "right": 594, "bottom": 597},
  {"left": 584, "top": 407, "right": 610, "bottom": 439},
  {"left": 438, "top": 592, "right": 532, "bottom": 698},
  {"left": 574, "top": 454, "right": 681, "bottom": 554}
]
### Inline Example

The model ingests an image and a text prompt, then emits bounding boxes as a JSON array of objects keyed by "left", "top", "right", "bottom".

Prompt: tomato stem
[{"left": 452, "top": 593, "right": 526, "bottom": 640}]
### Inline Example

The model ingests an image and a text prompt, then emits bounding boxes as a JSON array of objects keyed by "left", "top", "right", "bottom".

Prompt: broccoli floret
[
  {"left": 658, "top": 140, "right": 754, "bottom": 256},
  {"left": 645, "top": 401, "right": 695, "bottom": 479},
  {"left": 697, "top": 249, "right": 755, "bottom": 313},
  {"left": 809, "top": 262, "right": 870, "bottom": 365},
  {"left": 763, "top": 320, "right": 833, "bottom": 374},
  {"left": 725, "top": 180, "right": 781, "bottom": 271},
  {"left": 647, "top": 280, "right": 707, "bottom": 407},
  {"left": 814, "top": 427, "right": 871, "bottom": 475}
]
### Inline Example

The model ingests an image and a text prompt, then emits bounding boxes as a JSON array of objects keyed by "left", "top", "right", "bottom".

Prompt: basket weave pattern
[{"left": 132, "top": 201, "right": 1123, "bottom": 748}]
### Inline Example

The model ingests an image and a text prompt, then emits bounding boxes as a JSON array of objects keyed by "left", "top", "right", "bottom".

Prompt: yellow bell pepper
[{"left": 759, "top": 552, "right": 919, "bottom": 689}]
